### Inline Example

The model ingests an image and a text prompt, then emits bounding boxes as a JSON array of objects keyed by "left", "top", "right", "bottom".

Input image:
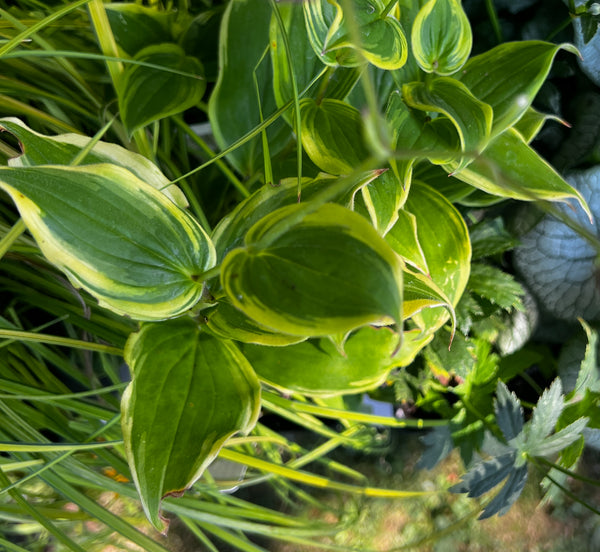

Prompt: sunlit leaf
[
  {"left": 411, "top": 0, "right": 472, "bottom": 75},
  {"left": 119, "top": 43, "right": 205, "bottom": 136},
  {"left": 242, "top": 326, "right": 399, "bottom": 396},
  {"left": 221, "top": 202, "right": 403, "bottom": 338},
  {"left": 122, "top": 318, "right": 260, "bottom": 530},
  {"left": 359, "top": 170, "right": 404, "bottom": 235},
  {"left": 0, "top": 117, "right": 187, "bottom": 207},
  {"left": 0, "top": 164, "right": 215, "bottom": 320},
  {"left": 385, "top": 209, "right": 429, "bottom": 274}
]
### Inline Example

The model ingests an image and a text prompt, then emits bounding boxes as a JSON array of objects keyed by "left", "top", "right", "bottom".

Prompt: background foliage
[{"left": 0, "top": 0, "right": 599, "bottom": 550}]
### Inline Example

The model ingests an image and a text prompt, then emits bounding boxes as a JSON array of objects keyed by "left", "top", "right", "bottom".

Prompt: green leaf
[
  {"left": 0, "top": 117, "right": 187, "bottom": 207},
  {"left": 478, "top": 465, "right": 528, "bottom": 519},
  {"left": 525, "top": 418, "right": 589, "bottom": 458},
  {"left": 0, "top": 164, "right": 215, "bottom": 320},
  {"left": 221, "top": 202, "right": 403, "bottom": 338},
  {"left": 121, "top": 318, "right": 261, "bottom": 530},
  {"left": 527, "top": 379, "right": 565, "bottom": 448},
  {"left": 105, "top": 3, "right": 173, "bottom": 56},
  {"left": 209, "top": 0, "right": 288, "bottom": 176},
  {"left": 468, "top": 264, "right": 524, "bottom": 312},
  {"left": 411, "top": 0, "right": 472, "bottom": 75},
  {"left": 402, "top": 78, "right": 493, "bottom": 170},
  {"left": 212, "top": 171, "right": 383, "bottom": 262},
  {"left": 119, "top": 43, "right": 206, "bottom": 136},
  {"left": 495, "top": 381, "right": 523, "bottom": 442},
  {"left": 573, "top": 320, "right": 600, "bottom": 398},
  {"left": 206, "top": 300, "right": 307, "bottom": 347},
  {"left": 446, "top": 129, "right": 590, "bottom": 217},
  {"left": 458, "top": 41, "right": 578, "bottom": 136},
  {"left": 469, "top": 217, "right": 518, "bottom": 259},
  {"left": 450, "top": 451, "right": 516, "bottom": 498},
  {"left": 403, "top": 270, "right": 456, "bottom": 329},
  {"left": 242, "top": 326, "right": 399, "bottom": 396},
  {"left": 405, "top": 182, "right": 471, "bottom": 331},
  {"left": 385, "top": 208, "right": 429, "bottom": 273},
  {"left": 303, "top": 0, "right": 408, "bottom": 70},
  {"left": 359, "top": 170, "right": 404, "bottom": 235},
  {"left": 513, "top": 107, "right": 563, "bottom": 144},
  {"left": 300, "top": 98, "right": 369, "bottom": 174}
]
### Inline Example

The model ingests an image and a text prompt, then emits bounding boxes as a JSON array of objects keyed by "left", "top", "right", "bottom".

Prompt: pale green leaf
[
  {"left": 119, "top": 43, "right": 206, "bottom": 136},
  {"left": 300, "top": 98, "right": 369, "bottom": 174},
  {"left": 405, "top": 182, "right": 471, "bottom": 331},
  {"left": 411, "top": 0, "right": 472, "bottom": 75},
  {"left": 527, "top": 379, "right": 564, "bottom": 447},
  {"left": 242, "top": 326, "right": 399, "bottom": 396},
  {"left": 122, "top": 318, "right": 260, "bottom": 530},
  {"left": 385, "top": 208, "right": 429, "bottom": 274},
  {"left": 221, "top": 202, "right": 403, "bottom": 338},
  {"left": 206, "top": 301, "right": 307, "bottom": 347},
  {"left": 0, "top": 164, "right": 215, "bottom": 320},
  {"left": 360, "top": 170, "right": 404, "bottom": 235},
  {"left": 0, "top": 117, "right": 187, "bottom": 207}
]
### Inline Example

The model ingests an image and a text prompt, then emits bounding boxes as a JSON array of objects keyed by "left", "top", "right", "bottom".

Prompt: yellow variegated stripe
[
  {"left": 402, "top": 78, "right": 493, "bottom": 171},
  {"left": 0, "top": 164, "right": 215, "bottom": 320},
  {"left": 445, "top": 129, "right": 591, "bottom": 218},
  {"left": 303, "top": 0, "right": 344, "bottom": 66},
  {"left": 0, "top": 117, "right": 187, "bottom": 207},
  {"left": 411, "top": 0, "right": 472, "bottom": 76},
  {"left": 221, "top": 203, "right": 403, "bottom": 338}
]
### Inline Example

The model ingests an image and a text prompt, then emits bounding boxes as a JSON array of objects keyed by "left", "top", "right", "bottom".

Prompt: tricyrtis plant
[{"left": 0, "top": 0, "right": 595, "bottom": 539}]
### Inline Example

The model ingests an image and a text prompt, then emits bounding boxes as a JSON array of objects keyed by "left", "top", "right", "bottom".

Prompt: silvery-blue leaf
[{"left": 514, "top": 167, "right": 600, "bottom": 321}]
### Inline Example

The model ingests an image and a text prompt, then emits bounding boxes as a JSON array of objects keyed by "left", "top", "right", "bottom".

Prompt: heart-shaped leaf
[
  {"left": 411, "top": 0, "right": 472, "bottom": 75},
  {"left": 0, "top": 164, "right": 215, "bottom": 320},
  {"left": 122, "top": 318, "right": 260, "bottom": 531},
  {"left": 119, "top": 43, "right": 206, "bottom": 136},
  {"left": 221, "top": 202, "right": 403, "bottom": 338}
]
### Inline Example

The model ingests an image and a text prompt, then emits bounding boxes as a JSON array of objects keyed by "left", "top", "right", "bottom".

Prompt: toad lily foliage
[{"left": 0, "top": 0, "right": 591, "bottom": 530}]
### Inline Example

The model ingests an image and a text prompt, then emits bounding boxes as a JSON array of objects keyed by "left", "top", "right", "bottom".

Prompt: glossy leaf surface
[
  {"left": 402, "top": 78, "right": 493, "bottom": 170},
  {"left": 411, "top": 0, "right": 472, "bottom": 75},
  {"left": 0, "top": 117, "right": 187, "bottom": 207},
  {"left": 446, "top": 129, "right": 590, "bottom": 215},
  {"left": 242, "top": 326, "right": 399, "bottom": 396},
  {"left": 221, "top": 202, "right": 403, "bottom": 337},
  {"left": 122, "top": 318, "right": 261, "bottom": 530},
  {"left": 119, "top": 43, "right": 205, "bottom": 136},
  {"left": 0, "top": 164, "right": 215, "bottom": 320},
  {"left": 300, "top": 98, "right": 369, "bottom": 174},
  {"left": 405, "top": 182, "right": 471, "bottom": 331},
  {"left": 458, "top": 41, "right": 578, "bottom": 136}
]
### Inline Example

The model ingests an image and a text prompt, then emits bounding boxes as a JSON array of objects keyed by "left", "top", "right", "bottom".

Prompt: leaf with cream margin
[
  {"left": 221, "top": 202, "right": 403, "bottom": 338},
  {"left": 411, "top": 0, "right": 472, "bottom": 76},
  {"left": 457, "top": 41, "right": 579, "bottom": 137},
  {"left": 122, "top": 318, "right": 260, "bottom": 531},
  {"left": 445, "top": 129, "right": 590, "bottom": 218},
  {"left": 0, "top": 117, "right": 187, "bottom": 207},
  {"left": 0, "top": 164, "right": 215, "bottom": 320},
  {"left": 242, "top": 325, "right": 428, "bottom": 397}
]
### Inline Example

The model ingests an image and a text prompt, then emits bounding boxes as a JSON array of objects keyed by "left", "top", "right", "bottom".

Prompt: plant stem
[
  {"left": 381, "top": 0, "right": 398, "bottom": 18},
  {"left": 0, "top": 328, "right": 123, "bottom": 356},
  {"left": 0, "top": 218, "right": 26, "bottom": 262},
  {"left": 194, "top": 264, "right": 221, "bottom": 283},
  {"left": 485, "top": 0, "right": 503, "bottom": 44}
]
